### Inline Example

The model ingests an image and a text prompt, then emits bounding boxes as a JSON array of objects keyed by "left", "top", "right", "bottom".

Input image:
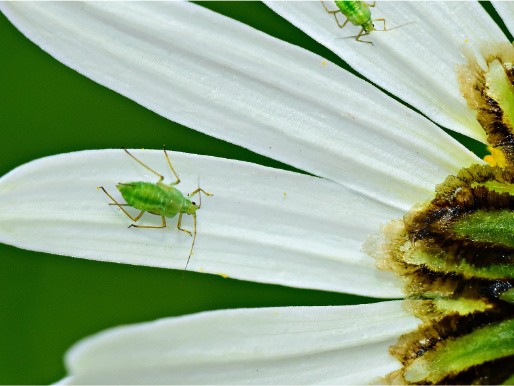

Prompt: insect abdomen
[
  {"left": 117, "top": 181, "right": 173, "bottom": 215},
  {"left": 335, "top": 1, "right": 371, "bottom": 26}
]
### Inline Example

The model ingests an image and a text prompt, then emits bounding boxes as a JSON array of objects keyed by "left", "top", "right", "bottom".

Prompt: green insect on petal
[{"left": 99, "top": 148, "right": 212, "bottom": 270}]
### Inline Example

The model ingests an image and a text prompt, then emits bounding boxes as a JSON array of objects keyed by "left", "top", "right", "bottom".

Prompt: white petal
[
  {"left": 0, "top": 2, "right": 481, "bottom": 211},
  {"left": 0, "top": 149, "right": 404, "bottom": 297},
  {"left": 493, "top": 2, "right": 514, "bottom": 36},
  {"left": 266, "top": 1, "right": 508, "bottom": 143},
  {"left": 61, "top": 301, "right": 419, "bottom": 384}
]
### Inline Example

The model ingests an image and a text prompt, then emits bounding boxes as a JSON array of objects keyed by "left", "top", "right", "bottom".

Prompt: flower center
[{"left": 365, "top": 43, "right": 514, "bottom": 384}]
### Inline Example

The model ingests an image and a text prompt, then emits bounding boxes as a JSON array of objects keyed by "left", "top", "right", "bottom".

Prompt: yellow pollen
[
  {"left": 218, "top": 273, "right": 228, "bottom": 278},
  {"left": 322, "top": 61, "right": 326, "bottom": 65},
  {"left": 283, "top": 192, "right": 286, "bottom": 196},
  {"left": 464, "top": 39, "right": 468, "bottom": 43},
  {"left": 484, "top": 146, "right": 506, "bottom": 168}
]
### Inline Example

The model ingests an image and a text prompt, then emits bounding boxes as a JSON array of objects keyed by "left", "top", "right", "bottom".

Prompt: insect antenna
[
  {"left": 339, "top": 21, "right": 416, "bottom": 43},
  {"left": 184, "top": 213, "right": 197, "bottom": 271},
  {"left": 375, "top": 20, "right": 417, "bottom": 32}
]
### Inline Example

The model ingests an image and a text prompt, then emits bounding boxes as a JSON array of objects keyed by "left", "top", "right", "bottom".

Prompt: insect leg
[
  {"left": 123, "top": 147, "right": 165, "bottom": 184},
  {"left": 372, "top": 18, "right": 386, "bottom": 31},
  {"left": 367, "top": 1, "right": 376, "bottom": 7},
  {"left": 177, "top": 213, "right": 192, "bottom": 236},
  {"left": 129, "top": 215, "right": 166, "bottom": 229},
  {"left": 320, "top": 1, "right": 349, "bottom": 29},
  {"left": 334, "top": 16, "right": 349, "bottom": 29},
  {"left": 189, "top": 188, "right": 212, "bottom": 197},
  {"left": 189, "top": 188, "right": 212, "bottom": 209},
  {"left": 184, "top": 213, "right": 197, "bottom": 271},
  {"left": 163, "top": 145, "right": 180, "bottom": 186},
  {"left": 189, "top": 188, "right": 213, "bottom": 209},
  {"left": 320, "top": 1, "right": 339, "bottom": 14},
  {"left": 98, "top": 186, "right": 146, "bottom": 222},
  {"left": 356, "top": 28, "right": 373, "bottom": 44}
]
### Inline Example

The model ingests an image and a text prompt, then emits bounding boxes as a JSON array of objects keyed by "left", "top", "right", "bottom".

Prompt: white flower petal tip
[
  {"left": 0, "top": 2, "right": 481, "bottom": 212},
  {"left": 0, "top": 149, "right": 403, "bottom": 297},
  {"left": 266, "top": 1, "right": 508, "bottom": 143},
  {"left": 60, "top": 301, "right": 420, "bottom": 385}
]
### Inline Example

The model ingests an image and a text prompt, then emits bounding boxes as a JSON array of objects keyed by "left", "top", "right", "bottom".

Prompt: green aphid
[
  {"left": 321, "top": 1, "right": 382, "bottom": 43},
  {"left": 98, "top": 147, "right": 212, "bottom": 270}
]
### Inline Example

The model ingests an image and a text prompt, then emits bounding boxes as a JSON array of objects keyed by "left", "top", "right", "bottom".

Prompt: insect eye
[{"left": 192, "top": 201, "right": 197, "bottom": 205}]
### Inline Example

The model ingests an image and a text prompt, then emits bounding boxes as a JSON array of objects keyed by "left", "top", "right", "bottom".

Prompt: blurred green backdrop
[{"left": 0, "top": 2, "right": 502, "bottom": 384}]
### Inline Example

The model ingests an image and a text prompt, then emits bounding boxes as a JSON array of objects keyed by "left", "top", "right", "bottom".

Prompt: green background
[{"left": 0, "top": 2, "right": 503, "bottom": 384}]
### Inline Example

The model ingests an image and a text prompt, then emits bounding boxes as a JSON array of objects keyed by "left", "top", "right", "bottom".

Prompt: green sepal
[
  {"left": 404, "top": 318, "right": 514, "bottom": 384},
  {"left": 500, "top": 288, "right": 514, "bottom": 304},
  {"left": 451, "top": 210, "right": 514, "bottom": 249},
  {"left": 502, "top": 373, "right": 514, "bottom": 385},
  {"left": 409, "top": 249, "right": 514, "bottom": 280}
]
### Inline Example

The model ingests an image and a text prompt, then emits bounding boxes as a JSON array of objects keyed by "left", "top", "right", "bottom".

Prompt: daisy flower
[{"left": 0, "top": 1, "right": 513, "bottom": 384}]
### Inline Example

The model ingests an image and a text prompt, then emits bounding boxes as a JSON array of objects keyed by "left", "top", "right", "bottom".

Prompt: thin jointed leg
[
  {"left": 356, "top": 28, "right": 373, "bottom": 44},
  {"left": 162, "top": 145, "right": 180, "bottom": 185},
  {"left": 177, "top": 213, "right": 192, "bottom": 236},
  {"left": 320, "top": 1, "right": 349, "bottom": 28},
  {"left": 123, "top": 147, "right": 164, "bottom": 183},
  {"left": 189, "top": 188, "right": 212, "bottom": 209},
  {"left": 129, "top": 215, "right": 167, "bottom": 229},
  {"left": 373, "top": 18, "right": 386, "bottom": 31},
  {"left": 320, "top": 0, "right": 338, "bottom": 14},
  {"left": 98, "top": 186, "right": 145, "bottom": 222}
]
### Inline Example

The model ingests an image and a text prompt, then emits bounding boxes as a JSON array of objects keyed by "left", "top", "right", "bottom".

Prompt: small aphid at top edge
[
  {"left": 321, "top": 1, "right": 410, "bottom": 44},
  {"left": 321, "top": 1, "right": 380, "bottom": 44}
]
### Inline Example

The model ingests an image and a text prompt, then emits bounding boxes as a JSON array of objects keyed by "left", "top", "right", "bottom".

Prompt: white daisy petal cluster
[{"left": 1, "top": 2, "right": 512, "bottom": 384}]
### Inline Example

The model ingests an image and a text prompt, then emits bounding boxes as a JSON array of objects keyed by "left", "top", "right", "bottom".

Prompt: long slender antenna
[
  {"left": 379, "top": 20, "right": 416, "bottom": 32},
  {"left": 184, "top": 213, "right": 197, "bottom": 271},
  {"left": 338, "top": 21, "right": 416, "bottom": 41}
]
